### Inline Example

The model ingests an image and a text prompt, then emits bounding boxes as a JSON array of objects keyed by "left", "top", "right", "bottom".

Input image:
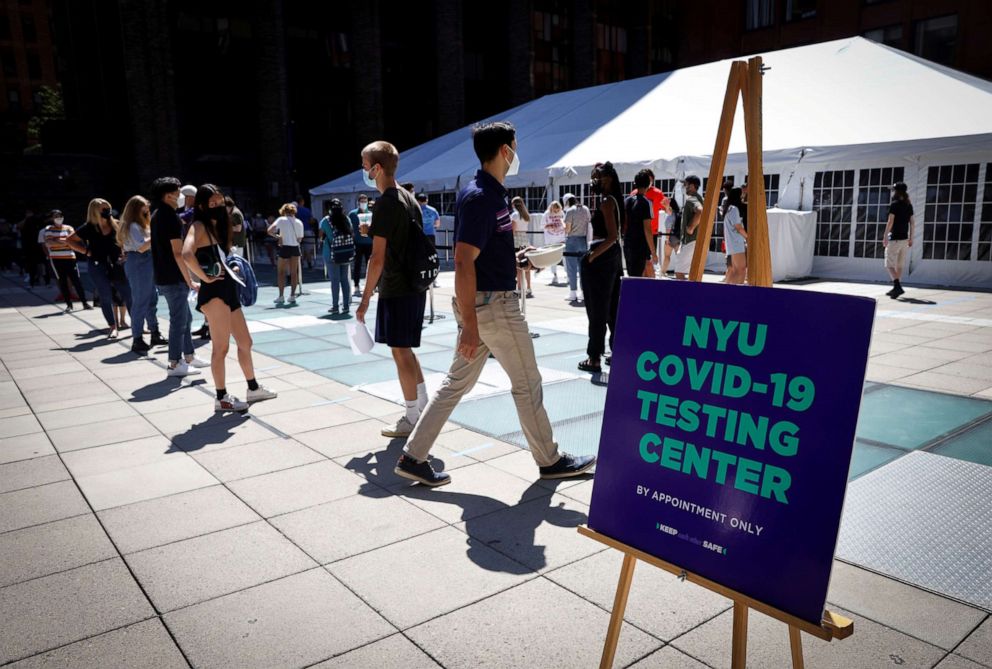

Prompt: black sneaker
[
  {"left": 394, "top": 454, "right": 451, "bottom": 487},
  {"left": 131, "top": 338, "right": 150, "bottom": 353},
  {"left": 149, "top": 331, "right": 168, "bottom": 346},
  {"left": 890, "top": 286, "right": 905, "bottom": 299},
  {"left": 82, "top": 302, "right": 93, "bottom": 310},
  {"left": 539, "top": 453, "right": 596, "bottom": 480}
]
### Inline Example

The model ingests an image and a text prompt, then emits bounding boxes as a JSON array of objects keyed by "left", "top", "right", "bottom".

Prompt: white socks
[
  {"left": 416, "top": 382, "right": 428, "bottom": 412},
  {"left": 404, "top": 399, "right": 419, "bottom": 423}
]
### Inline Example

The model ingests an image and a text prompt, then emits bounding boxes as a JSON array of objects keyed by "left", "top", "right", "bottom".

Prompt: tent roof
[{"left": 312, "top": 37, "right": 992, "bottom": 196}]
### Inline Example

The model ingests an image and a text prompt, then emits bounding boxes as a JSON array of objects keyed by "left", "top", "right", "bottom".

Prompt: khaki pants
[{"left": 404, "top": 291, "right": 560, "bottom": 468}]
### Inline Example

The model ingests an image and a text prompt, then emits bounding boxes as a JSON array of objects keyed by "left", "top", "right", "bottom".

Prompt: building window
[
  {"left": 785, "top": 0, "right": 816, "bottom": 22},
  {"left": 1, "top": 51, "right": 15, "bottom": 77},
  {"left": 26, "top": 53, "right": 41, "bottom": 80},
  {"left": 21, "top": 15, "right": 36, "bottom": 42},
  {"left": 464, "top": 51, "right": 484, "bottom": 81},
  {"left": 533, "top": 4, "right": 572, "bottom": 96},
  {"left": 0, "top": 15, "right": 10, "bottom": 40},
  {"left": 7, "top": 89, "right": 20, "bottom": 112},
  {"left": 980, "top": 164, "right": 992, "bottom": 262},
  {"left": 924, "top": 163, "right": 978, "bottom": 261},
  {"left": 863, "top": 24, "right": 903, "bottom": 48},
  {"left": 656, "top": 178, "right": 677, "bottom": 197},
  {"left": 855, "top": 167, "right": 904, "bottom": 259},
  {"left": 813, "top": 170, "right": 854, "bottom": 257},
  {"left": 914, "top": 15, "right": 957, "bottom": 66},
  {"left": 746, "top": 0, "right": 775, "bottom": 30},
  {"left": 324, "top": 32, "right": 350, "bottom": 69}
]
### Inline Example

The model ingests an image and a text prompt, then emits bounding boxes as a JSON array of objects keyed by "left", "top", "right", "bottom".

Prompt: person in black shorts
[
  {"left": 182, "top": 184, "right": 277, "bottom": 412},
  {"left": 355, "top": 140, "right": 429, "bottom": 438}
]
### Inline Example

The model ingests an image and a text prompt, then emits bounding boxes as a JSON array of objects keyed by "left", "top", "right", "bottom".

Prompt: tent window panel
[
  {"left": 981, "top": 164, "right": 992, "bottom": 262},
  {"left": 813, "top": 170, "right": 854, "bottom": 257},
  {"left": 923, "top": 162, "right": 979, "bottom": 261},
  {"left": 744, "top": 174, "right": 778, "bottom": 207}
]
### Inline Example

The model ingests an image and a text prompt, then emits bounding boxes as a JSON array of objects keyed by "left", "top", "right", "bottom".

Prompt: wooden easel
[
  {"left": 689, "top": 57, "right": 773, "bottom": 287},
  {"left": 579, "top": 526, "right": 853, "bottom": 668}
]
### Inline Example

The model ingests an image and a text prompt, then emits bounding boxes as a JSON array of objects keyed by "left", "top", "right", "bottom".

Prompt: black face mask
[
  {"left": 100, "top": 209, "right": 111, "bottom": 219},
  {"left": 590, "top": 181, "right": 602, "bottom": 195},
  {"left": 209, "top": 205, "right": 228, "bottom": 223}
]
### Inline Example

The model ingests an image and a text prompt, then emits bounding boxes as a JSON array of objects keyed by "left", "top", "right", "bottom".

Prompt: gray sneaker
[{"left": 382, "top": 415, "right": 416, "bottom": 438}]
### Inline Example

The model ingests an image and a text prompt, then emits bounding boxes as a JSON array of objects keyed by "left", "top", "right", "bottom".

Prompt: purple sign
[{"left": 589, "top": 279, "right": 875, "bottom": 625}]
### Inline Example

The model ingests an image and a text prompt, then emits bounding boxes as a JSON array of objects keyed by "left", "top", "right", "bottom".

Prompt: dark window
[
  {"left": 980, "top": 164, "right": 992, "bottom": 262},
  {"left": 1, "top": 51, "right": 15, "bottom": 77},
  {"left": 785, "top": 0, "right": 816, "bottom": 22},
  {"left": 813, "top": 170, "right": 855, "bottom": 257},
  {"left": 924, "top": 162, "right": 978, "bottom": 261},
  {"left": 533, "top": 3, "right": 572, "bottom": 96},
  {"left": 26, "top": 53, "right": 40, "bottom": 79},
  {"left": 0, "top": 15, "right": 10, "bottom": 40},
  {"left": 863, "top": 24, "right": 903, "bottom": 48},
  {"left": 21, "top": 15, "right": 36, "bottom": 42},
  {"left": 746, "top": 0, "right": 775, "bottom": 30},
  {"left": 464, "top": 51, "right": 484, "bottom": 81},
  {"left": 854, "top": 167, "right": 904, "bottom": 259},
  {"left": 914, "top": 15, "right": 957, "bottom": 66},
  {"left": 7, "top": 89, "right": 20, "bottom": 111}
]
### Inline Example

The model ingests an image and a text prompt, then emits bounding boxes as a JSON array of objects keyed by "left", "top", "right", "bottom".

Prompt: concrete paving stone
[
  {"left": 47, "top": 415, "right": 160, "bottom": 453},
  {"left": 126, "top": 521, "right": 316, "bottom": 612},
  {"left": 1, "top": 351, "right": 68, "bottom": 369},
  {"left": 0, "top": 413, "right": 42, "bottom": 439},
  {"left": 957, "top": 617, "right": 992, "bottom": 667},
  {"left": 826, "top": 561, "right": 987, "bottom": 650},
  {"left": 0, "top": 405, "right": 30, "bottom": 419},
  {"left": 270, "top": 487, "right": 446, "bottom": 564},
  {"left": 671, "top": 605, "right": 945, "bottom": 669},
  {"left": 897, "top": 371, "right": 991, "bottom": 395},
  {"left": 14, "top": 370, "right": 99, "bottom": 393},
  {"left": 0, "top": 435, "right": 53, "bottom": 469},
  {"left": 60, "top": 435, "right": 174, "bottom": 478},
  {"left": 435, "top": 427, "right": 522, "bottom": 461},
  {"left": 0, "top": 480, "right": 90, "bottom": 533},
  {"left": 273, "top": 369, "right": 338, "bottom": 388},
  {"left": 190, "top": 437, "right": 323, "bottom": 482},
  {"left": 933, "top": 654, "right": 990, "bottom": 669},
  {"left": 227, "top": 460, "right": 370, "bottom": 517},
  {"left": 485, "top": 449, "right": 589, "bottom": 491},
  {"left": 164, "top": 568, "right": 394, "bottom": 669},
  {"left": 232, "top": 387, "right": 328, "bottom": 417},
  {"left": 308, "top": 379, "right": 373, "bottom": 400},
  {"left": 899, "top": 345, "right": 981, "bottom": 364},
  {"left": 628, "top": 646, "right": 713, "bottom": 668},
  {"left": 168, "top": 415, "right": 283, "bottom": 454},
  {"left": 457, "top": 492, "right": 597, "bottom": 573},
  {"left": 75, "top": 456, "right": 218, "bottom": 511},
  {"left": 8, "top": 360, "right": 87, "bottom": 380},
  {"left": 931, "top": 361, "right": 992, "bottom": 382},
  {"left": 0, "top": 455, "right": 68, "bottom": 493},
  {"left": 328, "top": 526, "right": 536, "bottom": 628},
  {"left": 865, "top": 361, "right": 916, "bottom": 383},
  {"left": 869, "top": 339, "right": 909, "bottom": 356},
  {"left": 336, "top": 439, "right": 475, "bottom": 491},
  {"left": 98, "top": 484, "right": 259, "bottom": 554},
  {"left": 871, "top": 351, "right": 950, "bottom": 372},
  {"left": 338, "top": 394, "right": 405, "bottom": 419},
  {"left": 310, "top": 633, "right": 441, "bottom": 669},
  {"left": 124, "top": 384, "right": 214, "bottom": 414},
  {"left": 406, "top": 576, "right": 662, "bottom": 668},
  {"left": 0, "top": 514, "right": 116, "bottom": 587},
  {"left": 6, "top": 618, "right": 188, "bottom": 669},
  {"left": 546, "top": 549, "right": 731, "bottom": 642},
  {"left": 294, "top": 418, "right": 404, "bottom": 459},
  {"left": 23, "top": 387, "right": 120, "bottom": 413},
  {"left": 260, "top": 404, "right": 368, "bottom": 435},
  {"left": 0, "top": 558, "right": 154, "bottom": 665},
  {"left": 398, "top": 461, "right": 554, "bottom": 524},
  {"left": 558, "top": 478, "right": 595, "bottom": 505},
  {"left": 34, "top": 399, "right": 138, "bottom": 431}
]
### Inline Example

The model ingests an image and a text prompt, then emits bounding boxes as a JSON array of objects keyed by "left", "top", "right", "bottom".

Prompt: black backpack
[{"left": 406, "top": 216, "right": 439, "bottom": 292}]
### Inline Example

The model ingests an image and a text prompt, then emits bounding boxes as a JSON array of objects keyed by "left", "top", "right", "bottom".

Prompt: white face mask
[
  {"left": 505, "top": 146, "right": 520, "bottom": 177},
  {"left": 359, "top": 202, "right": 368, "bottom": 212},
  {"left": 362, "top": 165, "right": 378, "bottom": 188},
  {"left": 53, "top": 217, "right": 64, "bottom": 226}
]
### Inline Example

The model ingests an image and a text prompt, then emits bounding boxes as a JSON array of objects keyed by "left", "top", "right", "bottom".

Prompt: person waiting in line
[
  {"left": 883, "top": 181, "right": 915, "bottom": 299},
  {"left": 320, "top": 199, "right": 354, "bottom": 315},
  {"left": 349, "top": 194, "right": 373, "bottom": 297},
  {"left": 674, "top": 175, "right": 704, "bottom": 280},
  {"left": 510, "top": 196, "right": 533, "bottom": 298},
  {"left": 119, "top": 195, "right": 167, "bottom": 352},
  {"left": 395, "top": 120, "right": 596, "bottom": 486},
  {"left": 182, "top": 184, "right": 277, "bottom": 412},
  {"left": 722, "top": 187, "right": 748, "bottom": 285},
  {"left": 630, "top": 168, "right": 670, "bottom": 278},
  {"left": 268, "top": 203, "right": 304, "bottom": 304},
  {"left": 542, "top": 199, "right": 567, "bottom": 285},
  {"left": 355, "top": 141, "right": 429, "bottom": 438},
  {"left": 42, "top": 209, "right": 91, "bottom": 312},
  {"left": 416, "top": 193, "right": 441, "bottom": 288},
  {"left": 579, "top": 162, "right": 624, "bottom": 373},
  {"left": 623, "top": 169, "right": 656, "bottom": 278},
  {"left": 661, "top": 197, "right": 680, "bottom": 277},
  {"left": 226, "top": 196, "right": 246, "bottom": 257},
  {"left": 562, "top": 194, "right": 590, "bottom": 304},
  {"left": 66, "top": 199, "right": 132, "bottom": 339}
]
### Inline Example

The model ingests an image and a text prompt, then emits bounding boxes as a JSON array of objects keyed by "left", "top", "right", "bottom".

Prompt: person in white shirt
[
  {"left": 510, "top": 196, "right": 533, "bottom": 298},
  {"left": 267, "top": 203, "right": 304, "bottom": 304},
  {"left": 542, "top": 200, "right": 567, "bottom": 285},
  {"left": 562, "top": 194, "right": 590, "bottom": 303}
]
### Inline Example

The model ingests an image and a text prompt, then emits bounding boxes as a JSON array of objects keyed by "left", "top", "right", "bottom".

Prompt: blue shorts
[{"left": 375, "top": 292, "right": 426, "bottom": 348}]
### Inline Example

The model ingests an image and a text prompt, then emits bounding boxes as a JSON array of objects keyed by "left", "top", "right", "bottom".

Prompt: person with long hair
[
  {"left": 579, "top": 162, "right": 624, "bottom": 373},
  {"left": 511, "top": 196, "right": 533, "bottom": 297},
  {"left": 119, "top": 195, "right": 166, "bottom": 352},
  {"left": 66, "top": 198, "right": 132, "bottom": 339},
  {"left": 661, "top": 197, "right": 680, "bottom": 276},
  {"left": 883, "top": 181, "right": 914, "bottom": 298},
  {"left": 319, "top": 199, "right": 355, "bottom": 314},
  {"left": 182, "top": 184, "right": 276, "bottom": 412},
  {"left": 267, "top": 203, "right": 304, "bottom": 304},
  {"left": 722, "top": 186, "right": 748, "bottom": 285}
]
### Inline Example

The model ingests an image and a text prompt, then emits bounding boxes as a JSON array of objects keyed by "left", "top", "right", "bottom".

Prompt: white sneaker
[
  {"left": 288, "top": 295, "right": 297, "bottom": 304},
  {"left": 167, "top": 361, "right": 201, "bottom": 377},
  {"left": 215, "top": 393, "right": 248, "bottom": 412},
  {"left": 567, "top": 290, "right": 577, "bottom": 301},
  {"left": 274, "top": 296, "right": 284, "bottom": 304},
  {"left": 246, "top": 386, "right": 278, "bottom": 403},
  {"left": 382, "top": 415, "right": 416, "bottom": 438},
  {"left": 187, "top": 356, "right": 210, "bottom": 369}
]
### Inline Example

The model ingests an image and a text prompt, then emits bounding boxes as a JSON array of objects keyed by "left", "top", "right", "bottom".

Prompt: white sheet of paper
[{"left": 346, "top": 321, "right": 375, "bottom": 355}]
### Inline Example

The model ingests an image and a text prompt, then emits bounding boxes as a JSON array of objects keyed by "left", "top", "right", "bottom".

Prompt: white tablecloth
[{"left": 767, "top": 209, "right": 816, "bottom": 282}]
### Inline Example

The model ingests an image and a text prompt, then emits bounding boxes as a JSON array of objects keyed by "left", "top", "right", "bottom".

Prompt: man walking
[
  {"left": 674, "top": 175, "right": 703, "bottom": 280},
  {"left": 394, "top": 121, "right": 596, "bottom": 486},
  {"left": 150, "top": 177, "right": 209, "bottom": 377},
  {"left": 355, "top": 141, "right": 429, "bottom": 438},
  {"left": 883, "top": 181, "right": 915, "bottom": 298},
  {"left": 349, "top": 194, "right": 373, "bottom": 297}
]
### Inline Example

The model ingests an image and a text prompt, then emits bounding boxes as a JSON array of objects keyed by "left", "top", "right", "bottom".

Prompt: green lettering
[
  {"left": 769, "top": 420, "right": 799, "bottom": 457},
  {"left": 676, "top": 400, "right": 701, "bottom": 433},
  {"left": 682, "top": 442, "right": 711, "bottom": 479},
  {"left": 761, "top": 465, "right": 791, "bottom": 504},
  {"left": 660, "top": 436, "right": 684, "bottom": 471},
  {"left": 636, "top": 351, "right": 658, "bottom": 382},
  {"left": 658, "top": 354, "right": 684, "bottom": 386},
  {"left": 636, "top": 389, "right": 657, "bottom": 422},
  {"left": 737, "top": 322, "right": 768, "bottom": 357},
  {"left": 654, "top": 394, "right": 678, "bottom": 427},
  {"left": 711, "top": 319, "right": 737, "bottom": 352},
  {"left": 682, "top": 316, "right": 709, "bottom": 349},
  {"left": 639, "top": 433, "right": 661, "bottom": 464},
  {"left": 734, "top": 457, "right": 762, "bottom": 494},
  {"left": 710, "top": 450, "right": 736, "bottom": 485}
]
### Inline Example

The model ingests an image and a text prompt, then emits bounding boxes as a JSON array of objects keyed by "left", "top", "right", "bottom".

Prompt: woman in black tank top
[
  {"left": 182, "top": 184, "right": 276, "bottom": 412},
  {"left": 579, "top": 162, "right": 624, "bottom": 373}
]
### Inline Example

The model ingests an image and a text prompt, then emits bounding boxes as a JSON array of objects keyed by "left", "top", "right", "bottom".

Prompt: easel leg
[
  {"left": 731, "top": 602, "right": 749, "bottom": 669},
  {"left": 789, "top": 626, "right": 805, "bottom": 669},
  {"left": 600, "top": 554, "right": 637, "bottom": 669}
]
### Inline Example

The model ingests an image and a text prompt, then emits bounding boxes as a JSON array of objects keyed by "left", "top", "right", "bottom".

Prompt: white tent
[{"left": 311, "top": 37, "right": 992, "bottom": 288}]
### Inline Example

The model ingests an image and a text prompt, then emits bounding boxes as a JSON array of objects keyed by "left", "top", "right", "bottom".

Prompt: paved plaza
[{"left": 0, "top": 266, "right": 990, "bottom": 668}]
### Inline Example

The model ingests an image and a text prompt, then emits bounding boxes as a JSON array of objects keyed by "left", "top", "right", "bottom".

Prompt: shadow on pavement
[{"left": 168, "top": 411, "right": 251, "bottom": 453}]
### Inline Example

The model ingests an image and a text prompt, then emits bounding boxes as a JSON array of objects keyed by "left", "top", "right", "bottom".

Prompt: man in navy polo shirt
[{"left": 394, "top": 121, "right": 596, "bottom": 486}]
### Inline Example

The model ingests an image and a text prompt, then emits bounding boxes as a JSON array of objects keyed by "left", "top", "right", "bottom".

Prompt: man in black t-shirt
[
  {"left": 624, "top": 169, "right": 656, "bottom": 278},
  {"left": 355, "top": 141, "right": 428, "bottom": 439},
  {"left": 883, "top": 182, "right": 915, "bottom": 299}
]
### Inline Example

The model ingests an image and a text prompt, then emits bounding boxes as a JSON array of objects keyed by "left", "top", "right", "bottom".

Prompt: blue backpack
[{"left": 226, "top": 254, "right": 258, "bottom": 306}]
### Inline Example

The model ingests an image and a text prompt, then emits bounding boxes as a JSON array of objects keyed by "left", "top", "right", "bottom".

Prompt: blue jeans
[
  {"left": 88, "top": 259, "right": 131, "bottom": 327},
  {"left": 158, "top": 282, "right": 194, "bottom": 363},
  {"left": 330, "top": 262, "right": 350, "bottom": 310},
  {"left": 125, "top": 251, "right": 159, "bottom": 340},
  {"left": 565, "top": 236, "right": 588, "bottom": 292}
]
